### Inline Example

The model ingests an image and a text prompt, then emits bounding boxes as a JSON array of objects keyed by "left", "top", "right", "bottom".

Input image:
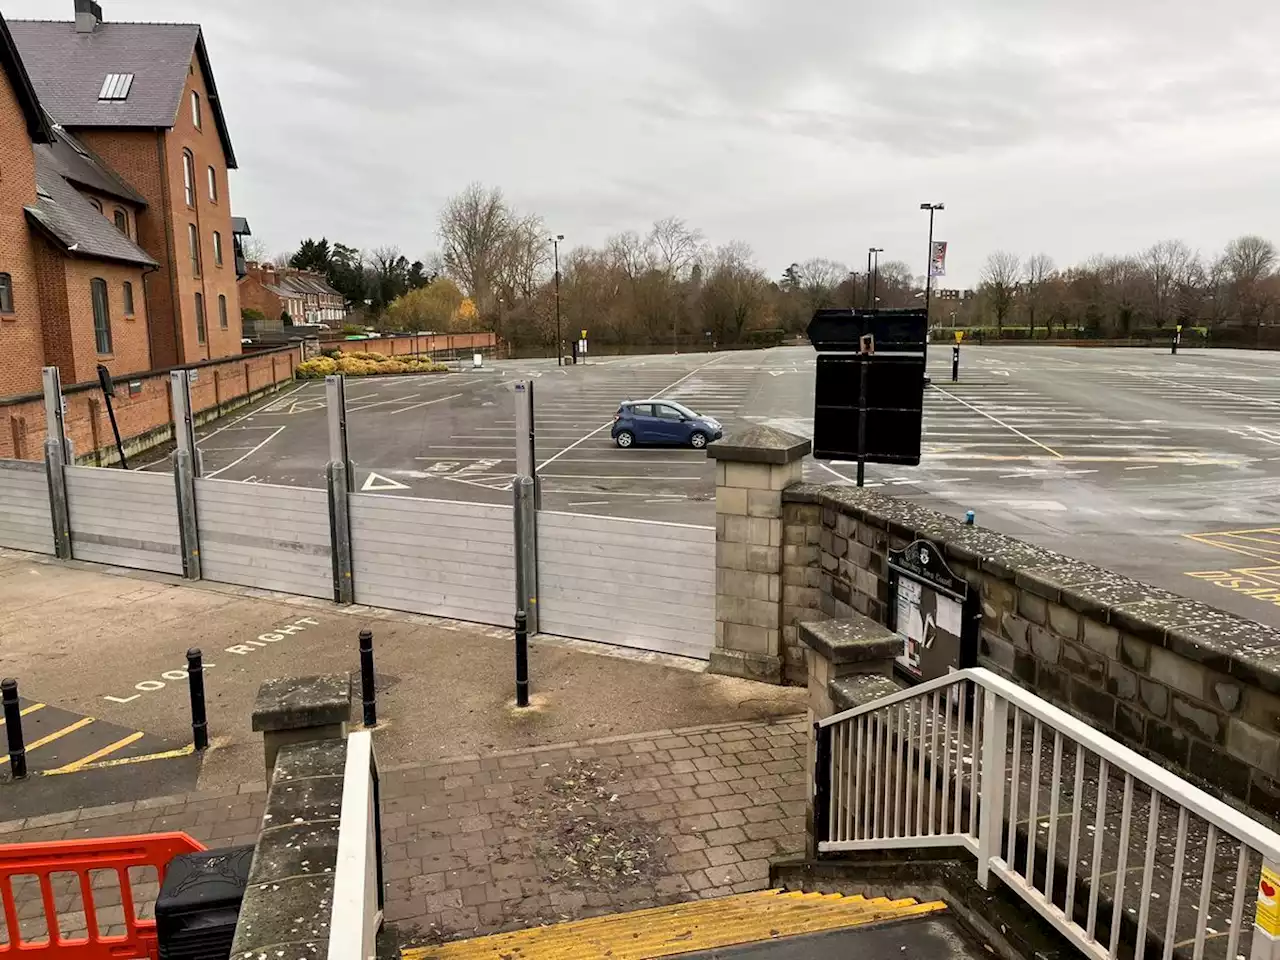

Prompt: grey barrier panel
[
  {"left": 194, "top": 478, "right": 334, "bottom": 599},
  {"left": 0, "top": 459, "right": 55, "bottom": 555},
  {"left": 535, "top": 511, "right": 716, "bottom": 660},
  {"left": 349, "top": 492, "right": 516, "bottom": 627},
  {"left": 64, "top": 466, "right": 183, "bottom": 575}
]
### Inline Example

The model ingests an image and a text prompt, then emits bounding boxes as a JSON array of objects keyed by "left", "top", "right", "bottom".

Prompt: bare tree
[
  {"left": 1140, "top": 240, "right": 1196, "bottom": 330},
  {"left": 980, "top": 251, "right": 1021, "bottom": 333},
  {"left": 700, "top": 242, "right": 770, "bottom": 344},
  {"left": 1022, "top": 253, "right": 1055, "bottom": 338},
  {"left": 648, "top": 217, "right": 704, "bottom": 281},
  {"left": 240, "top": 235, "right": 270, "bottom": 264},
  {"left": 438, "top": 183, "right": 512, "bottom": 310}
]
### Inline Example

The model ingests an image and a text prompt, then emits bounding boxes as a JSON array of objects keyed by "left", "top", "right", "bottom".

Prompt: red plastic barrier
[{"left": 0, "top": 832, "right": 205, "bottom": 958}]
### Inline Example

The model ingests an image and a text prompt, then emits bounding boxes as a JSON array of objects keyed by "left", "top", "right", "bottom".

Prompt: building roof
[
  {"left": 36, "top": 126, "right": 146, "bottom": 206},
  {"left": 231, "top": 216, "right": 251, "bottom": 235},
  {"left": 7, "top": 18, "right": 237, "bottom": 168},
  {"left": 0, "top": 12, "right": 54, "bottom": 142},
  {"left": 25, "top": 154, "right": 159, "bottom": 268}
]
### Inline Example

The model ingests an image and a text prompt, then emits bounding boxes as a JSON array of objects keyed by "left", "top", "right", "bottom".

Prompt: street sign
[
  {"left": 807, "top": 308, "right": 928, "bottom": 354},
  {"left": 812, "top": 355, "right": 925, "bottom": 463},
  {"left": 887, "top": 539, "right": 979, "bottom": 684}
]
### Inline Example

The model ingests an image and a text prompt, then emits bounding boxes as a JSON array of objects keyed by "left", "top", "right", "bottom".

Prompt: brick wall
[
  {"left": 0, "top": 344, "right": 300, "bottom": 465},
  {"left": 780, "top": 483, "right": 1280, "bottom": 824},
  {"left": 0, "top": 63, "right": 45, "bottom": 398}
]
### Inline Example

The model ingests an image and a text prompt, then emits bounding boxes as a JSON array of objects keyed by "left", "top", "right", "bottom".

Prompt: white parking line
[
  {"left": 929, "top": 385, "right": 1065, "bottom": 458},
  {"left": 206, "top": 426, "right": 287, "bottom": 479},
  {"left": 386, "top": 393, "right": 464, "bottom": 416}
]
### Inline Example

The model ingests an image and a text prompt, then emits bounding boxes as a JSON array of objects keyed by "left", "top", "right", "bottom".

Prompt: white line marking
[
  {"left": 386, "top": 393, "right": 464, "bottom": 416},
  {"left": 568, "top": 501, "right": 610, "bottom": 507},
  {"left": 361, "top": 472, "right": 411, "bottom": 492},
  {"left": 206, "top": 426, "right": 286, "bottom": 478},
  {"left": 1125, "top": 465, "right": 1160, "bottom": 471},
  {"left": 929, "top": 384, "right": 1064, "bottom": 458},
  {"left": 539, "top": 474, "right": 702, "bottom": 481}
]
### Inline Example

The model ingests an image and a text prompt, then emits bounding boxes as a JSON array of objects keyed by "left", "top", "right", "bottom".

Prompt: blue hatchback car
[{"left": 612, "top": 400, "right": 723, "bottom": 450}]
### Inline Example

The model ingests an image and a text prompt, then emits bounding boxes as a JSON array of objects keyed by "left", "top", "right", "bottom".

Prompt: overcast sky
[{"left": 8, "top": 0, "right": 1280, "bottom": 286}]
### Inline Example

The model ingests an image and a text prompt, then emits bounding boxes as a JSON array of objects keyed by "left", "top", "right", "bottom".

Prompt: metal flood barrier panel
[
  {"left": 195, "top": 478, "right": 333, "bottom": 600},
  {"left": 536, "top": 511, "right": 715, "bottom": 660},
  {"left": 64, "top": 466, "right": 183, "bottom": 575},
  {"left": 348, "top": 493, "right": 516, "bottom": 627},
  {"left": 0, "top": 459, "right": 54, "bottom": 555}
]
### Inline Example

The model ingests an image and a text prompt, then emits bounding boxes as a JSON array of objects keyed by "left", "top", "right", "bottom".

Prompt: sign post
[
  {"left": 887, "top": 539, "right": 980, "bottom": 684},
  {"left": 1173, "top": 324, "right": 1182, "bottom": 356},
  {"left": 952, "top": 330, "right": 963, "bottom": 382}
]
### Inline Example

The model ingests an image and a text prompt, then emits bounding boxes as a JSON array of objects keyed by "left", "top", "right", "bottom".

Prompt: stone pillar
[
  {"left": 252, "top": 674, "right": 352, "bottom": 777},
  {"left": 707, "top": 426, "right": 810, "bottom": 684}
]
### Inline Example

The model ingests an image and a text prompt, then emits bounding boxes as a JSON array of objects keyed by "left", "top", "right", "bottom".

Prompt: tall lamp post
[
  {"left": 550, "top": 234, "right": 564, "bottom": 364},
  {"left": 919, "top": 203, "right": 945, "bottom": 324},
  {"left": 869, "top": 248, "right": 884, "bottom": 308}
]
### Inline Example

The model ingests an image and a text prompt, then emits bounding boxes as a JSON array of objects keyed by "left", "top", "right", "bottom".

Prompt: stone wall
[{"left": 781, "top": 482, "right": 1280, "bottom": 822}]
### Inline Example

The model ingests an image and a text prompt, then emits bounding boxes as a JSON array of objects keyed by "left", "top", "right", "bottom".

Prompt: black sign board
[
  {"left": 807, "top": 308, "right": 929, "bottom": 354},
  {"left": 813, "top": 355, "right": 925, "bottom": 463},
  {"left": 887, "top": 539, "right": 980, "bottom": 684}
]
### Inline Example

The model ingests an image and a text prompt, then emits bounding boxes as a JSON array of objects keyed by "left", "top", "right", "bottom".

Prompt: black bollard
[
  {"left": 1172, "top": 333, "right": 1179, "bottom": 355},
  {"left": 3, "top": 678, "right": 27, "bottom": 780},
  {"left": 951, "top": 345, "right": 960, "bottom": 382},
  {"left": 186, "top": 649, "right": 209, "bottom": 751},
  {"left": 515, "top": 611, "right": 530, "bottom": 708},
  {"left": 359, "top": 629, "right": 377, "bottom": 728}
]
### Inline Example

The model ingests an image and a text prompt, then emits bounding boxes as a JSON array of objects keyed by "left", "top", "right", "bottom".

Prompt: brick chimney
[{"left": 75, "top": 0, "right": 103, "bottom": 33}]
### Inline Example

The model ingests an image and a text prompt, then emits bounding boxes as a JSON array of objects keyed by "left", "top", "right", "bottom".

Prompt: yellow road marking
[
  {"left": 403, "top": 889, "right": 946, "bottom": 960},
  {"left": 0, "top": 716, "right": 93, "bottom": 765},
  {"left": 41, "top": 742, "right": 199, "bottom": 775},
  {"left": 1185, "top": 529, "right": 1280, "bottom": 563},
  {"left": 43, "top": 731, "right": 145, "bottom": 774},
  {"left": 0, "top": 703, "right": 45, "bottom": 727}
]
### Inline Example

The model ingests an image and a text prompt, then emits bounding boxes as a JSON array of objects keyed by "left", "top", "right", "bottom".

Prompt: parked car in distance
[{"left": 612, "top": 400, "right": 723, "bottom": 450}]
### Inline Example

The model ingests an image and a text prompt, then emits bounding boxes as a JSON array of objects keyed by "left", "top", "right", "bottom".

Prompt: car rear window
[{"left": 629, "top": 403, "right": 653, "bottom": 417}]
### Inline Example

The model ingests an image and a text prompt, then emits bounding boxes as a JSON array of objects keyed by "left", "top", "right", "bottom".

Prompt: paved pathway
[{"left": 0, "top": 717, "right": 808, "bottom": 951}]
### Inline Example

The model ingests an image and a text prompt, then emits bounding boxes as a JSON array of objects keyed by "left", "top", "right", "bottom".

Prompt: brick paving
[{"left": 0, "top": 716, "right": 807, "bottom": 950}]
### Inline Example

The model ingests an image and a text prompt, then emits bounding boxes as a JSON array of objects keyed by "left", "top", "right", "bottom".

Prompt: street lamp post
[
  {"left": 920, "top": 203, "right": 945, "bottom": 325},
  {"left": 865, "top": 250, "right": 873, "bottom": 308},
  {"left": 869, "top": 248, "right": 884, "bottom": 308},
  {"left": 550, "top": 234, "right": 564, "bottom": 365}
]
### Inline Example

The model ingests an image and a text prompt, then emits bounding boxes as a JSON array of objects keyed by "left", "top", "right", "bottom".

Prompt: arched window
[
  {"left": 91, "top": 278, "right": 112, "bottom": 354},
  {"left": 213, "top": 231, "right": 223, "bottom": 267},
  {"left": 188, "top": 223, "right": 201, "bottom": 277},
  {"left": 0, "top": 273, "right": 13, "bottom": 313},
  {"left": 194, "top": 292, "right": 206, "bottom": 345},
  {"left": 89, "top": 198, "right": 103, "bottom": 213},
  {"left": 191, "top": 90, "right": 202, "bottom": 130},
  {"left": 182, "top": 150, "right": 195, "bottom": 206},
  {"left": 123, "top": 281, "right": 135, "bottom": 316},
  {"left": 207, "top": 166, "right": 217, "bottom": 203},
  {"left": 218, "top": 294, "right": 228, "bottom": 329},
  {"left": 113, "top": 208, "right": 128, "bottom": 235}
]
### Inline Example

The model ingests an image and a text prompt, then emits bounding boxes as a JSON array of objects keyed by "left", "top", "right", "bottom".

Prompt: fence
[
  {"left": 0, "top": 832, "right": 205, "bottom": 954},
  {"left": 0, "top": 367, "right": 717, "bottom": 663},
  {"left": 815, "top": 667, "right": 1280, "bottom": 960},
  {"left": 328, "top": 730, "right": 383, "bottom": 960}
]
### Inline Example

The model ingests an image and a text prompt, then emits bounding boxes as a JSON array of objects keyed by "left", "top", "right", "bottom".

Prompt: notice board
[{"left": 887, "top": 539, "right": 980, "bottom": 683}]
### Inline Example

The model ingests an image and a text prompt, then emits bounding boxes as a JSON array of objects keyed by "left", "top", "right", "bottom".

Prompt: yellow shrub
[{"left": 295, "top": 356, "right": 337, "bottom": 379}]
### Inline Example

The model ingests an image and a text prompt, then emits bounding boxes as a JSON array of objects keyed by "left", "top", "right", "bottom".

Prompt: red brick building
[
  {"left": 9, "top": 0, "right": 242, "bottom": 369},
  {"left": 239, "top": 262, "right": 346, "bottom": 339},
  {"left": 1, "top": 9, "right": 157, "bottom": 397}
]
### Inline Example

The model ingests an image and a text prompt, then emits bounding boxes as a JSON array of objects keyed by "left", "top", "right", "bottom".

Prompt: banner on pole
[{"left": 929, "top": 241, "right": 947, "bottom": 278}]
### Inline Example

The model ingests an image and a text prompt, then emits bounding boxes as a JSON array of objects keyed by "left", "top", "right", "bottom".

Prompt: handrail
[
  {"left": 819, "top": 667, "right": 1280, "bottom": 864},
  {"left": 814, "top": 668, "right": 1280, "bottom": 960},
  {"left": 328, "top": 729, "right": 383, "bottom": 960},
  {"left": 0, "top": 831, "right": 205, "bottom": 957}
]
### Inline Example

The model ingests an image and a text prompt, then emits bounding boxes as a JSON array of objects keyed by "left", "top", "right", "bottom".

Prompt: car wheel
[
  {"left": 690, "top": 431, "right": 708, "bottom": 449},
  {"left": 615, "top": 431, "right": 635, "bottom": 449}
]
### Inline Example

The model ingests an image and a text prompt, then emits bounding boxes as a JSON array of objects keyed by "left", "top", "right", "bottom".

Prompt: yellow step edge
[{"left": 403, "top": 889, "right": 947, "bottom": 960}]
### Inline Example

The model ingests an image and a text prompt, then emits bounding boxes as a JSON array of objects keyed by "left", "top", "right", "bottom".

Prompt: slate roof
[
  {"left": 7, "top": 18, "right": 237, "bottom": 168},
  {"left": 0, "top": 11, "right": 53, "bottom": 142},
  {"left": 36, "top": 126, "right": 146, "bottom": 206},
  {"left": 25, "top": 155, "right": 158, "bottom": 268},
  {"left": 231, "top": 216, "right": 251, "bottom": 235}
]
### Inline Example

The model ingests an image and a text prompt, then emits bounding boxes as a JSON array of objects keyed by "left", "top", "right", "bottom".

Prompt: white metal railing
[
  {"left": 328, "top": 730, "right": 384, "bottom": 960},
  {"left": 815, "top": 668, "right": 1280, "bottom": 960}
]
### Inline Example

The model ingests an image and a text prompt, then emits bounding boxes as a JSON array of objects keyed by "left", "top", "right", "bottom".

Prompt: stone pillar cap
[
  {"left": 252, "top": 674, "right": 352, "bottom": 732},
  {"left": 707, "top": 425, "right": 811, "bottom": 465}
]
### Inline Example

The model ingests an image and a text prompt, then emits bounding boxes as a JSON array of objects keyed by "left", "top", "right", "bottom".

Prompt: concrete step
[{"left": 402, "top": 888, "right": 946, "bottom": 959}]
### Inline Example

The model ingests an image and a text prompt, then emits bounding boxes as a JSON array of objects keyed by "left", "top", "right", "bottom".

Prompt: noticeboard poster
[{"left": 888, "top": 539, "right": 978, "bottom": 683}]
